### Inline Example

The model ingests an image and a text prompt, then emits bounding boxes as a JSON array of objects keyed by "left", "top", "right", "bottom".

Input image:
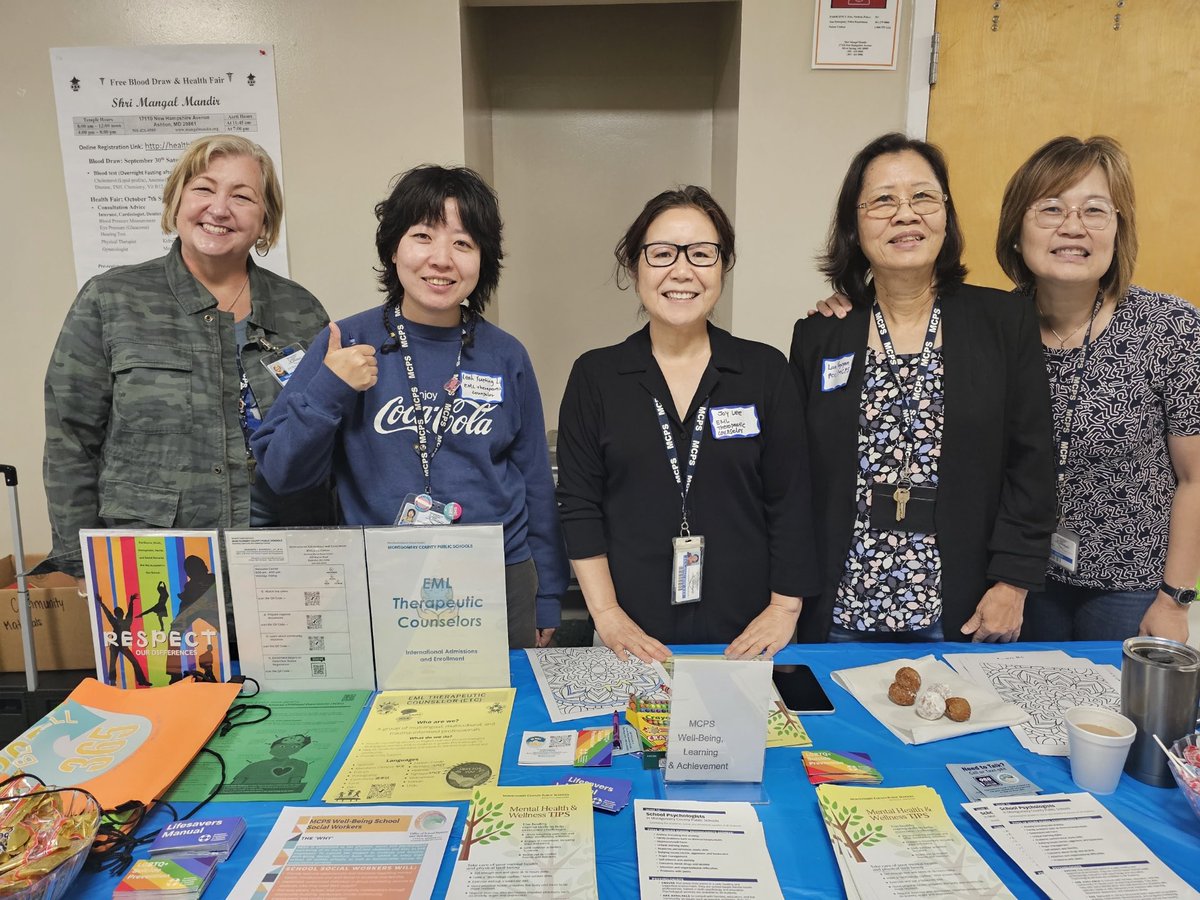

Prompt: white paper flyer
[
  {"left": 224, "top": 528, "right": 375, "bottom": 692},
  {"left": 49, "top": 44, "right": 288, "bottom": 288},
  {"left": 365, "top": 525, "right": 509, "bottom": 690}
]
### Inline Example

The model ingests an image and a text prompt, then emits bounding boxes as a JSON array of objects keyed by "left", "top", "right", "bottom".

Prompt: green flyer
[{"left": 164, "top": 690, "right": 370, "bottom": 802}]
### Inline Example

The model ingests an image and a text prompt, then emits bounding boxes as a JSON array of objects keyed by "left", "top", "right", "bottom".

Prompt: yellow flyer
[
  {"left": 447, "top": 784, "right": 597, "bottom": 899},
  {"left": 324, "top": 689, "right": 514, "bottom": 803},
  {"left": 817, "top": 784, "right": 1013, "bottom": 900}
]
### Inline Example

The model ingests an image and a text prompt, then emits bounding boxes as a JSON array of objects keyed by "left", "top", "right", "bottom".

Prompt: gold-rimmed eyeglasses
[
  {"left": 856, "top": 191, "right": 948, "bottom": 220},
  {"left": 1027, "top": 198, "right": 1117, "bottom": 230}
]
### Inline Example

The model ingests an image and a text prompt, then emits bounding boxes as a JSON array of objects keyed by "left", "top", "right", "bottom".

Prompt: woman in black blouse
[
  {"left": 790, "top": 133, "right": 1056, "bottom": 643},
  {"left": 556, "top": 187, "right": 819, "bottom": 662}
]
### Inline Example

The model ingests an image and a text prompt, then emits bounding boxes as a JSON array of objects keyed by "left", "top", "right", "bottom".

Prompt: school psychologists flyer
[
  {"left": 365, "top": 526, "right": 510, "bottom": 690},
  {"left": 229, "top": 805, "right": 455, "bottom": 900},
  {"left": 324, "top": 689, "right": 514, "bottom": 804}
]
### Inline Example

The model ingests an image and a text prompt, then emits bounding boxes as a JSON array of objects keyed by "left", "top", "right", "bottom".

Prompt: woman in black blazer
[{"left": 790, "top": 133, "right": 1055, "bottom": 644}]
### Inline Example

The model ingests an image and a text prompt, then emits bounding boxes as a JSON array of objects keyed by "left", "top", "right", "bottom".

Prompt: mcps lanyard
[
  {"left": 871, "top": 298, "right": 942, "bottom": 518},
  {"left": 652, "top": 397, "right": 709, "bottom": 536},
  {"left": 1050, "top": 292, "right": 1104, "bottom": 518},
  {"left": 393, "top": 308, "right": 464, "bottom": 495},
  {"left": 653, "top": 396, "right": 710, "bottom": 606}
]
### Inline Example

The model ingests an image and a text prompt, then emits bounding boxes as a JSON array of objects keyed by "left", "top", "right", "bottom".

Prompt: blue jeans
[
  {"left": 827, "top": 621, "right": 944, "bottom": 643},
  {"left": 1021, "top": 580, "right": 1157, "bottom": 642}
]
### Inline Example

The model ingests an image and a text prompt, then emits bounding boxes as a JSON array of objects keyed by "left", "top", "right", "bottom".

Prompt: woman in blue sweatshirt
[{"left": 252, "top": 165, "right": 566, "bottom": 648}]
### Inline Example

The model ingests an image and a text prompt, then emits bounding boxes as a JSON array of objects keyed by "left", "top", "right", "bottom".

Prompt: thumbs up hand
[{"left": 323, "top": 322, "right": 378, "bottom": 391}]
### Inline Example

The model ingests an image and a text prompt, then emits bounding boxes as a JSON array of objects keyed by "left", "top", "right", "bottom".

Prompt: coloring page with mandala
[
  {"left": 945, "top": 653, "right": 1121, "bottom": 756},
  {"left": 526, "top": 647, "right": 669, "bottom": 722}
]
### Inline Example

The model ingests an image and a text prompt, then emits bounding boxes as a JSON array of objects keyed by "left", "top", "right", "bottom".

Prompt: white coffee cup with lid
[{"left": 1064, "top": 706, "right": 1137, "bottom": 795}]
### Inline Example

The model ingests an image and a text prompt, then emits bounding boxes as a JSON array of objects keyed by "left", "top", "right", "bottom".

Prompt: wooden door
[{"left": 927, "top": 0, "right": 1200, "bottom": 303}]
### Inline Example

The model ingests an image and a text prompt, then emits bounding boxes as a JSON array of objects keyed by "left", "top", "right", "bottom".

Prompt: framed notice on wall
[
  {"left": 49, "top": 44, "right": 288, "bottom": 288},
  {"left": 812, "top": 0, "right": 902, "bottom": 70}
]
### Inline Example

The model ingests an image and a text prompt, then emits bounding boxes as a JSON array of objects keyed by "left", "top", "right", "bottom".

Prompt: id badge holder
[
  {"left": 394, "top": 492, "right": 463, "bottom": 526},
  {"left": 261, "top": 342, "right": 307, "bottom": 386},
  {"left": 1049, "top": 526, "right": 1081, "bottom": 573},
  {"left": 670, "top": 535, "right": 704, "bottom": 605}
]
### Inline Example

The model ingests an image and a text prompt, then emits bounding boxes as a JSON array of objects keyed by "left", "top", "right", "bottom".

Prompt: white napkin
[{"left": 831, "top": 654, "right": 1029, "bottom": 745}]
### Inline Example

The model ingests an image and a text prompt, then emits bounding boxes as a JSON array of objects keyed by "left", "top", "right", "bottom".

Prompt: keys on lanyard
[{"left": 871, "top": 298, "right": 941, "bottom": 521}]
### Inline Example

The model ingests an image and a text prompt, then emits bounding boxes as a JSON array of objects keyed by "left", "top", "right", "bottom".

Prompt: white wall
[{"left": 475, "top": 3, "right": 732, "bottom": 430}]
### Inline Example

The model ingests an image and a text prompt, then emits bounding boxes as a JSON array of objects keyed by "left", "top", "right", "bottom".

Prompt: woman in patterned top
[
  {"left": 790, "top": 133, "right": 1056, "bottom": 644},
  {"left": 996, "top": 136, "right": 1200, "bottom": 642}
]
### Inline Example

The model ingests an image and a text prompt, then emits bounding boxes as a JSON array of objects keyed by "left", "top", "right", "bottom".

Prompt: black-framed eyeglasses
[
  {"left": 856, "top": 191, "right": 948, "bottom": 220},
  {"left": 1027, "top": 198, "right": 1118, "bottom": 230},
  {"left": 641, "top": 242, "right": 723, "bottom": 268}
]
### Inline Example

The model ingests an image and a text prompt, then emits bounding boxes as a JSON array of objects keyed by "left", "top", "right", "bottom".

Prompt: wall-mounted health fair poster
[
  {"left": 49, "top": 44, "right": 288, "bottom": 289},
  {"left": 80, "top": 529, "right": 230, "bottom": 688},
  {"left": 365, "top": 525, "right": 510, "bottom": 690}
]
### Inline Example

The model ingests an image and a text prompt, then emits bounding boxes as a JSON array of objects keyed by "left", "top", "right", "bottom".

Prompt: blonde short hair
[
  {"left": 996, "top": 135, "right": 1137, "bottom": 301},
  {"left": 160, "top": 134, "right": 283, "bottom": 250}
]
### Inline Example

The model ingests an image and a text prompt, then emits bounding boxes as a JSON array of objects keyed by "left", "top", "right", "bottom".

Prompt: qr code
[
  {"left": 311, "top": 658, "right": 326, "bottom": 677},
  {"left": 306, "top": 614, "right": 323, "bottom": 630},
  {"left": 304, "top": 591, "right": 321, "bottom": 607},
  {"left": 308, "top": 636, "right": 325, "bottom": 651},
  {"left": 368, "top": 783, "right": 393, "bottom": 799}
]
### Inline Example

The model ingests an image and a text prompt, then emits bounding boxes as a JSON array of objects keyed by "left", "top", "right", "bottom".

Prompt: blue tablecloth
[{"left": 73, "top": 642, "right": 1200, "bottom": 897}]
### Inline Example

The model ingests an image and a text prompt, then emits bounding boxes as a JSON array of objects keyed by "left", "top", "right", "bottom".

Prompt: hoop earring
[{"left": 255, "top": 237, "right": 269, "bottom": 257}]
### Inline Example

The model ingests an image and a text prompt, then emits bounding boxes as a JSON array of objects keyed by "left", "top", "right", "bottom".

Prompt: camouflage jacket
[{"left": 41, "top": 240, "right": 330, "bottom": 576}]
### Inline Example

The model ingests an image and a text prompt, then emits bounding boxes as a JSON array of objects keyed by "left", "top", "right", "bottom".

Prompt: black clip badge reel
[{"left": 869, "top": 483, "right": 937, "bottom": 534}]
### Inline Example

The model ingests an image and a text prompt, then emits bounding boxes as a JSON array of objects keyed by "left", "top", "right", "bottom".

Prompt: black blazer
[{"left": 789, "top": 283, "right": 1056, "bottom": 642}]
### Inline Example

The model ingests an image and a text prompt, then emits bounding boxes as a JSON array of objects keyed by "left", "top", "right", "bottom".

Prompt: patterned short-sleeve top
[
  {"left": 1046, "top": 286, "right": 1200, "bottom": 590},
  {"left": 834, "top": 349, "right": 946, "bottom": 632}
]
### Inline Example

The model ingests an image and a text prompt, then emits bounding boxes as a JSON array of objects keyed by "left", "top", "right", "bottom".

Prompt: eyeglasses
[
  {"left": 856, "top": 191, "right": 948, "bottom": 220},
  {"left": 641, "top": 242, "right": 722, "bottom": 268},
  {"left": 1027, "top": 198, "right": 1117, "bottom": 230}
]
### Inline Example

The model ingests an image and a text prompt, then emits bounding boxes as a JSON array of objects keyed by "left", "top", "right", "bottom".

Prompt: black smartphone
[{"left": 772, "top": 664, "right": 835, "bottom": 715}]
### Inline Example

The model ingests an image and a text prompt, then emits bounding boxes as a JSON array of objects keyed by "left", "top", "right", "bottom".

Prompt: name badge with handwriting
[
  {"left": 460, "top": 371, "right": 504, "bottom": 403},
  {"left": 821, "top": 353, "right": 854, "bottom": 391},
  {"left": 709, "top": 405, "right": 760, "bottom": 440}
]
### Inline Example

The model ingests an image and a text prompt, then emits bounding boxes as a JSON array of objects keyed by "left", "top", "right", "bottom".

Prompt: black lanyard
[
  {"left": 1049, "top": 292, "right": 1104, "bottom": 512},
  {"left": 652, "top": 397, "right": 709, "bottom": 536},
  {"left": 871, "top": 298, "right": 942, "bottom": 486},
  {"left": 393, "top": 308, "right": 464, "bottom": 495}
]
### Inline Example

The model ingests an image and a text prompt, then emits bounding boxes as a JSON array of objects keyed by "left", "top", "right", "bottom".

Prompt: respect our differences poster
[{"left": 80, "top": 530, "right": 230, "bottom": 688}]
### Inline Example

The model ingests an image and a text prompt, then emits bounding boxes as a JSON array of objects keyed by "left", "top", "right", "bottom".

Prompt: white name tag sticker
[
  {"left": 459, "top": 371, "right": 504, "bottom": 403},
  {"left": 821, "top": 353, "right": 854, "bottom": 391},
  {"left": 708, "top": 405, "right": 760, "bottom": 439}
]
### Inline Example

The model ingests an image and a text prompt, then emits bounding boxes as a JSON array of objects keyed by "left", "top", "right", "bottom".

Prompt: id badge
[
  {"left": 1049, "top": 527, "right": 1081, "bottom": 573},
  {"left": 261, "top": 343, "right": 307, "bottom": 386},
  {"left": 394, "top": 492, "right": 463, "bottom": 526},
  {"left": 670, "top": 535, "right": 704, "bottom": 606}
]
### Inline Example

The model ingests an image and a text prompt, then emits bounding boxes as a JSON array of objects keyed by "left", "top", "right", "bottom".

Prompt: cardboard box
[{"left": 0, "top": 555, "right": 95, "bottom": 672}]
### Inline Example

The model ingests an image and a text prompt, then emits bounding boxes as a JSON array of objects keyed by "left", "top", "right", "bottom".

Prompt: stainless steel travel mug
[{"left": 1121, "top": 637, "right": 1200, "bottom": 787}]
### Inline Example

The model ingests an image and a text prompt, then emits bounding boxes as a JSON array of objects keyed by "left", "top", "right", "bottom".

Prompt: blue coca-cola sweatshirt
[{"left": 252, "top": 307, "right": 567, "bottom": 626}]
